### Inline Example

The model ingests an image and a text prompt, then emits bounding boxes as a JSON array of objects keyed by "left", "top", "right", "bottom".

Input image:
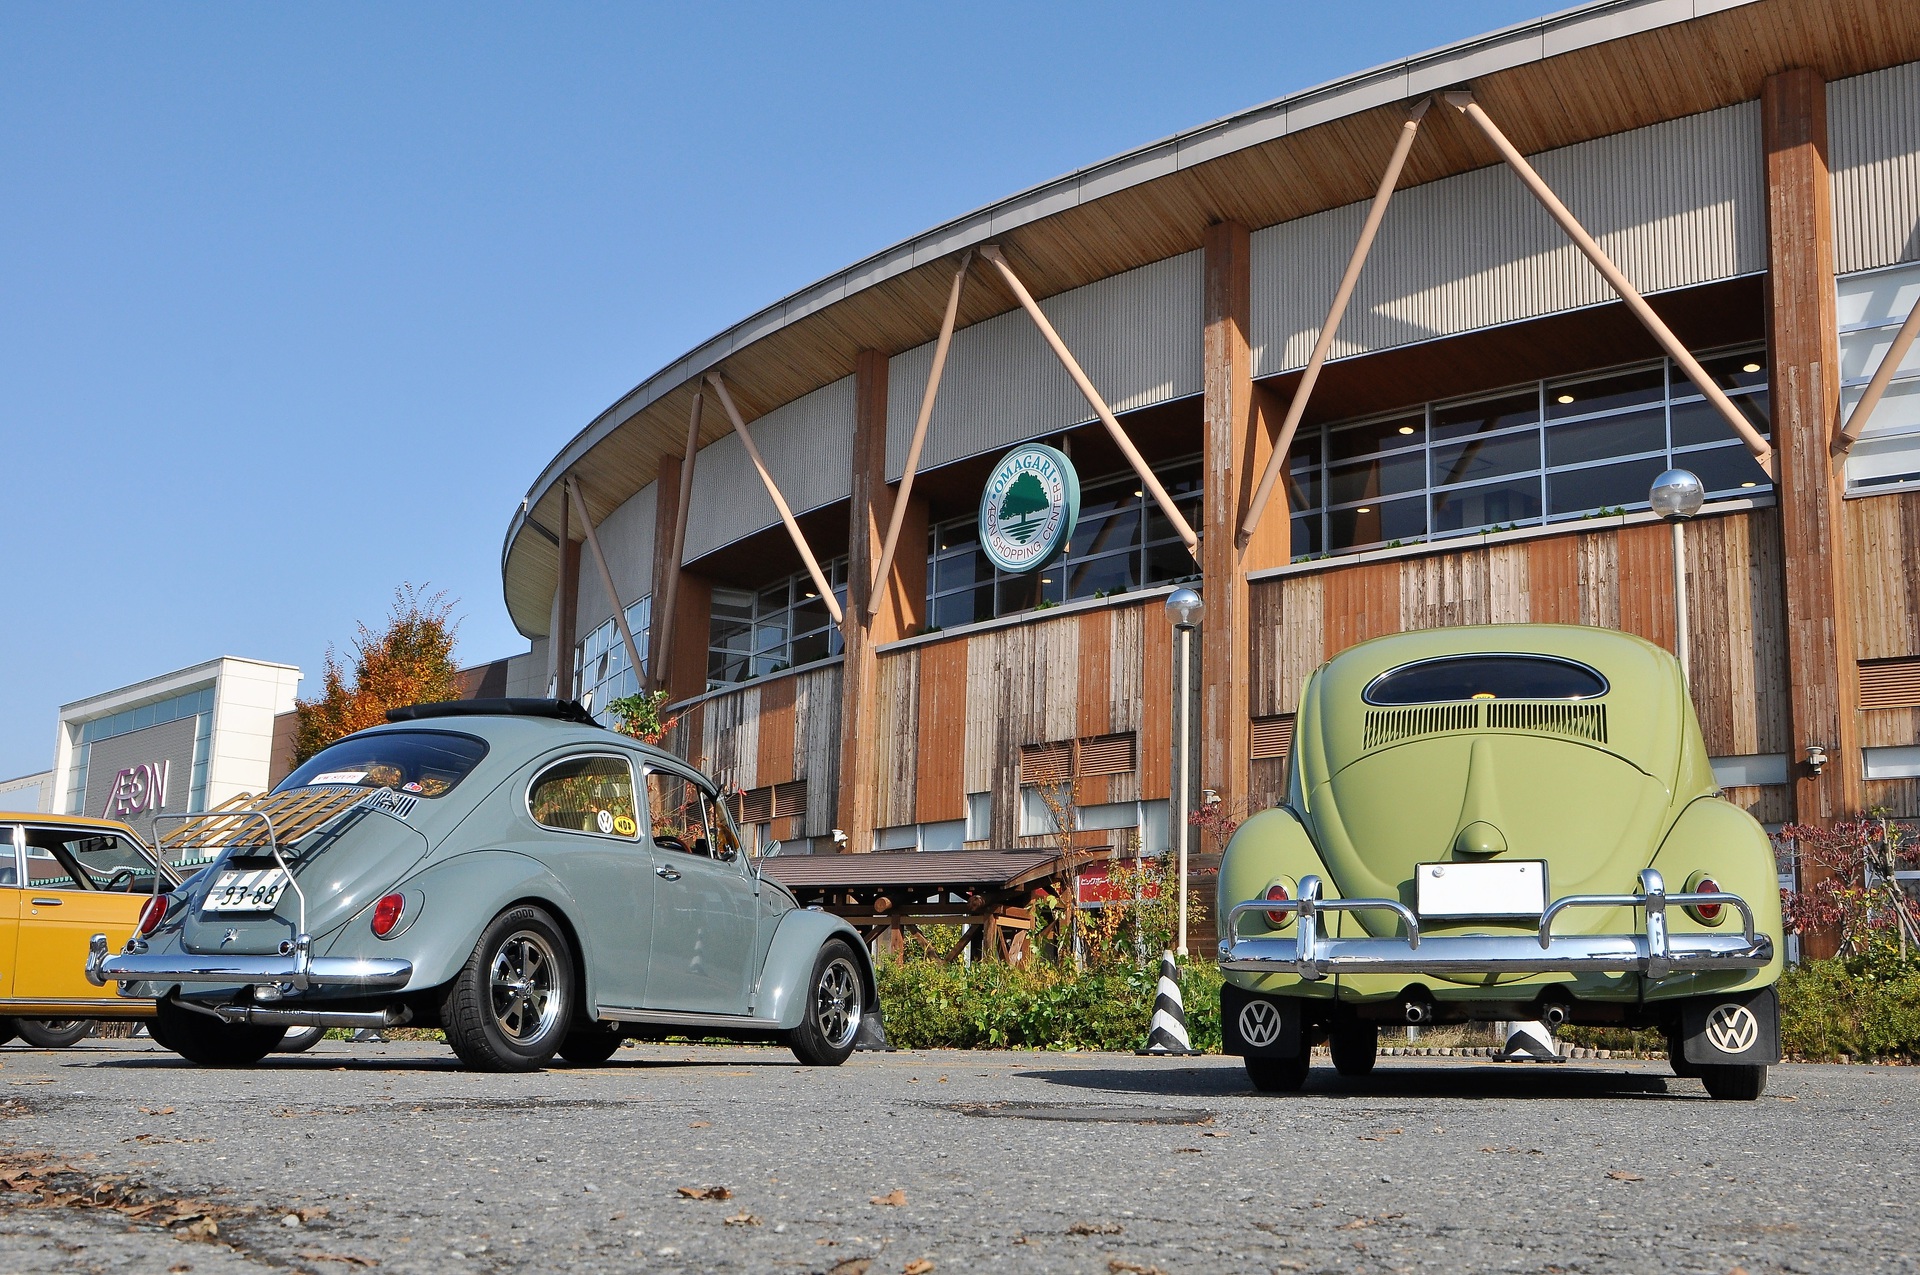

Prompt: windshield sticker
[
  {"left": 595, "top": 809, "right": 615, "bottom": 835},
  {"left": 613, "top": 814, "right": 637, "bottom": 837},
  {"left": 354, "top": 789, "right": 419, "bottom": 821},
  {"left": 311, "top": 770, "right": 369, "bottom": 786}
]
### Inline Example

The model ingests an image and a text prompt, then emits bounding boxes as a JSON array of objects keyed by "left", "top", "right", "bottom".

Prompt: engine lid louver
[{"left": 1360, "top": 701, "right": 1607, "bottom": 751}]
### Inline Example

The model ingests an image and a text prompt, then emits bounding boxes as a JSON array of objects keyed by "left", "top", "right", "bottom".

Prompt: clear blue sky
[{"left": 0, "top": 0, "right": 1549, "bottom": 781}]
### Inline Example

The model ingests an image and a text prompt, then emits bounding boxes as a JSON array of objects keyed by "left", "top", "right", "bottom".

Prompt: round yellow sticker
[{"left": 613, "top": 814, "right": 638, "bottom": 837}]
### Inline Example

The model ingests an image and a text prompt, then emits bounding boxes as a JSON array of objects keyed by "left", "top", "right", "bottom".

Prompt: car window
[
  {"left": 1363, "top": 655, "right": 1609, "bottom": 705},
  {"left": 644, "top": 770, "right": 740, "bottom": 862},
  {"left": 527, "top": 755, "right": 640, "bottom": 838},
  {"left": 277, "top": 730, "right": 489, "bottom": 798},
  {"left": 0, "top": 826, "right": 16, "bottom": 887},
  {"left": 22, "top": 827, "right": 157, "bottom": 892}
]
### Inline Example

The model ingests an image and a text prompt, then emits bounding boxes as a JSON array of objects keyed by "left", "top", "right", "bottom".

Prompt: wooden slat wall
[
  {"left": 1140, "top": 603, "right": 1172, "bottom": 800},
  {"left": 873, "top": 649, "right": 919, "bottom": 830},
  {"left": 1075, "top": 611, "right": 1114, "bottom": 806},
  {"left": 1850, "top": 491, "right": 1920, "bottom": 761},
  {"left": 756, "top": 676, "right": 796, "bottom": 788},
  {"left": 1249, "top": 509, "right": 1789, "bottom": 760},
  {"left": 795, "top": 665, "right": 841, "bottom": 840},
  {"left": 914, "top": 639, "right": 969, "bottom": 825},
  {"left": 1721, "top": 785, "right": 1792, "bottom": 824}
]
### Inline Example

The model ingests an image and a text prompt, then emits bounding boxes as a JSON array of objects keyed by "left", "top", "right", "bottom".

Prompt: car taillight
[
  {"left": 1264, "top": 882, "right": 1293, "bottom": 927},
  {"left": 1685, "top": 874, "right": 1724, "bottom": 925},
  {"left": 371, "top": 893, "right": 406, "bottom": 938},
  {"left": 135, "top": 894, "right": 170, "bottom": 938}
]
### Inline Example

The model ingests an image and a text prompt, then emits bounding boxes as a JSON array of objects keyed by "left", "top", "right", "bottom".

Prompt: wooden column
[
  {"left": 836, "top": 350, "right": 894, "bottom": 853},
  {"left": 1201, "top": 221, "right": 1283, "bottom": 824},
  {"left": 649, "top": 454, "right": 712, "bottom": 704},
  {"left": 1765, "top": 68, "right": 1864, "bottom": 956}
]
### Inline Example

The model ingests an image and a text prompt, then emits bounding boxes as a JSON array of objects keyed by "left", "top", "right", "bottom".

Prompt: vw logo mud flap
[
  {"left": 1221, "top": 982, "right": 1303, "bottom": 1058},
  {"left": 1679, "top": 985, "right": 1780, "bottom": 1066}
]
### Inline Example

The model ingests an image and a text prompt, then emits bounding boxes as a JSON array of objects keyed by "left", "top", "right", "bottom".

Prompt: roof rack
[{"left": 385, "top": 698, "right": 599, "bottom": 725}]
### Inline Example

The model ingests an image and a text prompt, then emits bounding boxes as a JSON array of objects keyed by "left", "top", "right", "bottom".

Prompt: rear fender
[
  {"left": 322, "top": 850, "right": 590, "bottom": 1004},
  {"left": 1644, "top": 795, "right": 1785, "bottom": 1001},
  {"left": 1217, "top": 807, "right": 1338, "bottom": 999},
  {"left": 754, "top": 908, "right": 873, "bottom": 1030}
]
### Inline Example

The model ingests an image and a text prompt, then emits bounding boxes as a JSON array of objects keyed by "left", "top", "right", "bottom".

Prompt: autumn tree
[{"left": 293, "top": 584, "right": 462, "bottom": 764}]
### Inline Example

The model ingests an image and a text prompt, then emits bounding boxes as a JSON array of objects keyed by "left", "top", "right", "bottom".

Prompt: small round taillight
[
  {"left": 135, "top": 894, "right": 170, "bottom": 938},
  {"left": 1264, "top": 882, "right": 1293, "bottom": 928},
  {"left": 1685, "top": 873, "right": 1724, "bottom": 925},
  {"left": 371, "top": 893, "right": 406, "bottom": 938}
]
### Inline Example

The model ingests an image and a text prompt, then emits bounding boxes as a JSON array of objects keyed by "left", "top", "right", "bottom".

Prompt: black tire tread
[
  {"left": 1246, "top": 1053, "right": 1311, "bottom": 1092},
  {"left": 153, "top": 1001, "right": 285, "bottom": 1067},
  {"left": 557, "top": 1024, "right": 625, "bottom": 1067},
  {"left": 1699, "top": 1063, "right": 1768, "bottom": 1100},
  {"left": 439, "top": 905, "right": 572, "bottom": 1073},
  {"left": 785, "top": 939, "right": 862, "bottom": 1067},
  {"left": 1330, "top": 1022, "right": 1378, "bottom": 1078}
]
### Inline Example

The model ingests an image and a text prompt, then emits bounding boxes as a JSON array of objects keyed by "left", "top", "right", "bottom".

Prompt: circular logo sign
[
  {"left": 1704, "top": 1003, "right": 1759, "bottom": 1054},
  {"left": 595, "top": 809, "right": 615, "bottom": 835},
  {"left": 1237, "top": 1000, "right": 1284, "bottom": 1049},
  {"left": 978, "top": 443, "right": 1080, "bottom": 574}
]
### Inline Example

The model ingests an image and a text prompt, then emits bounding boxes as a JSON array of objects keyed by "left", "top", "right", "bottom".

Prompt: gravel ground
[{"left": 0, "top": 1037, "right": 1913, "bottom": 1274}]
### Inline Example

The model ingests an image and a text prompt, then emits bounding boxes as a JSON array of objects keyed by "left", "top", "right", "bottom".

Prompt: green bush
[
  {"left": 875, "top": 957, "right": 1222, "bottom": 1053},
  {"left": 1778, "top": 950, "right": 1920, "bottom": 1062}
]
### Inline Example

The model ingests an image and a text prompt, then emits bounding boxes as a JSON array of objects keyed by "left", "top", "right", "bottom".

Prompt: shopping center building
[{"left": 499, "top": 0, "right": 1920, "bottom": 879}]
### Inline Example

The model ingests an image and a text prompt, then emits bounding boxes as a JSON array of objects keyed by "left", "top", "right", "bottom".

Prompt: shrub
[
  {"left": 875, "top": 957, "right": 1222, "bottom": 1053},
  {"left": 1778, "top": 950, "right": 1920, "bottom": 1062}
]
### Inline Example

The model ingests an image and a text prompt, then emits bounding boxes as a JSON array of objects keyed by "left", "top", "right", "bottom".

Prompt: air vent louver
[
  {"left": 1485, "top": 701, "right": 1607, "bottom": 743},
  {"left": 1362, "top": 704, "right": 1480, "bottom": 750}
]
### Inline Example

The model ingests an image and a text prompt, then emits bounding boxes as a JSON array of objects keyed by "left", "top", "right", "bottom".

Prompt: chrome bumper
[
  {"left": 86, "top": 933, "right": 413, "bottom": 992},
  {"left": 1218, "top": 869, "right": 1772, "bottom": 981}
]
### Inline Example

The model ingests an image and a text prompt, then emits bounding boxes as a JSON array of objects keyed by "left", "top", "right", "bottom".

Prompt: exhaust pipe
[
  {"left": 214, "top": 1005, "right": 412, "bottom": 1030},
  {"left": 1403, "top": 1001, "right": 1433, "bottom": 1024},
  {"left": 1542, "top": 1004, "right": 1569, "bottom": 1028}
]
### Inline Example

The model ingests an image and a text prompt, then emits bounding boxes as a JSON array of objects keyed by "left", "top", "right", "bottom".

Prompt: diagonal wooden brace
[
  {"left": 566, "top": 475, "right": 647, "bottom": 700},
  {"left": 649, "top": 388, "right": 704, "bottom": 690}
]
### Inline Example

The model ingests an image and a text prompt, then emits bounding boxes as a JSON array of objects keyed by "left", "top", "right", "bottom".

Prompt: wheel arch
[{"left": 755, "top": 909, "right": 874, "bottom": 1030}]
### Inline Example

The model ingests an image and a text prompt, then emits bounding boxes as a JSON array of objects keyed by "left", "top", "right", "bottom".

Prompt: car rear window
[
  {"left": 1363, "top": 655, "right": 1608, "bottom": 705},
  {"left": 275, "top": 730, "right": 489, "bottom": 799}
]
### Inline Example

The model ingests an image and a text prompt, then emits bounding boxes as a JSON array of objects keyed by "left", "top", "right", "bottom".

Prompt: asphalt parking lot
[{"left": 0, "top": 1038, "right": 1913, "bottom": 1274}]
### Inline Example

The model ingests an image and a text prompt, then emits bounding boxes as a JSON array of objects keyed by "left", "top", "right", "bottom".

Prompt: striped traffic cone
[{"left": 1136, "top": 951, "right": 1200, "bottom": 1056}]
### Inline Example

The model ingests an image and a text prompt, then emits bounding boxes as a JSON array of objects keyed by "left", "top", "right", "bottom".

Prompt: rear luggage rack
[{"left": 1221, "top": 869, "right": 1770, "bottom": 980}]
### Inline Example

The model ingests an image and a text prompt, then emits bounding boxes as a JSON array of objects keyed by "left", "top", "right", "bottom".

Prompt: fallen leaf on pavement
[
  {"left": 296, "top": 1253, "right": 379, "bottom": 1268},
  {"left": 1108, "top": 1261, "right": 1167, "bottom": 1275},
  {"left": 723, "top": 1210, "right": 761, "bottom": 1227},
  {"left": 676, "top": 1185, "right": 733, "bottom": 1201},
  {"left": 871, "top": 1189, "right": 908, "bottom": 1207},
  {"left": 1201, "top": 1131, "right": 1230, "bottom": 1138},
  {"left": 1173, "top": 1147, "right": 1203, "bottom": 1154},
  {"left": 904, "top": 1261, "right": 935, "bottom": 1275},
  {"left": 138, "top": 1107, "right": 176, "bottom": 1116},
  {"left": 169, "top": 1265, "right": 192, "bottom": 1273},
  {"left": 828, "top": 1260, "right": 870, "bottom": 1275},
  {"left": 688, "top": 1121, "right": 711, "bottom": 1129},
  {"left": 1357, "top": 1128, "right": 1403, "bottom": 1140},
  {"left": 1606, "top": 1170, "right": 1644, "bottom": 1181},
  {"left": 1337, "top": 1217, "right": 1375, "bottom": 1230},
  {"left": 1068, "top": 1221, "right": 1123, "bottom": 1235}
]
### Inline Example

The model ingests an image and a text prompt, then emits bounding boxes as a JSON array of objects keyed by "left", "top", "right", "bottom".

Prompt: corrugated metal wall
[
  {"left": 682, "top": 376, "right": 856, "bottom": 563},
  {"left": 1250, "top": 102, "right": 1765, "bottom": 376},
  {"left": 574, "top": 481, "right": 656, "bottom": 634},
  {"left": 885, "top": 252, "right": 1202, "bottom": 480},
  {"left": 1830, "top": 61, "right": 1920, "bottom": 276}
]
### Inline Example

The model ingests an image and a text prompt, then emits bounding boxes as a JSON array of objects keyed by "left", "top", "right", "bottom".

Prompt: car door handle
[
  {"left": 30, "top": 898, "right": 62, "bottom": 906},
  {"left": 655, "top": 865, "right": 681, "bottom": 882}
]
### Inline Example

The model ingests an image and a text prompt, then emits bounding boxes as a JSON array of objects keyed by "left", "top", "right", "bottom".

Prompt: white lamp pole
[
  {"left": 1164, "top": 588, "right": 1203, "bottom": 957},
  {"left": 1649, "top": 469, "right": 1705, "bottom": 684}
]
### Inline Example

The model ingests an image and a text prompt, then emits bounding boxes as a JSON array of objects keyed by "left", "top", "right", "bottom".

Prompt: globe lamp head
[
  {"left": 1165, "top": 588, "right": 1204, "bottom": 629},
  {"left": 1649, "top": 468, "right": 1705, "bottom": 522}
]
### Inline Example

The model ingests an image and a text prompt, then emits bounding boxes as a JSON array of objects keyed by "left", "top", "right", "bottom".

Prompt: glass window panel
[
  {"left": 934, "top": 522, "right": 977, "bottom": 554},
  {"left": 757, "top": 582, "right": 790, "bottom": 614},
  {"left": 1546, "top": 407, "right": 1666, "bottom": 468},
  {"left": 1328, "top": 450, "right": 1425, "bottom": 505},
  {"left": 1290, "top": 513, "right": 1324, "bottom": 559},
  {"left": 1546, "top": 364, "right": 1663, "bottom": 419},
  {"left": 753, "top": 622, "right": 786, "bottom": 654},
  {"left": 529, "top": 755, "right": 638, "bottom": 838},
  {"left": 1431, "top": 430, "right": 1540, "bottom": 487},
  {"left": 1328, "top": 495, "right": 1425, "bottom": 551},
  {"left": 1679, "top": 442, "right": 1771, "bottom": 494},
  {"left": 708, "top": 648, "right": 749, "bottom": 685},
  {"left": 1285, "top": 434, "right": 1322, "bottom": 512},
  {"left": 934, "top": 586, "right": 994, "bottom": 629},
  {"left": 1146, "top": 541, "right": 1198, "bottom": 585},
  {"left": 1431, "top": 391, "right": 1537, "bottom": 442},
  {"left": 936, "top": 549, "right": 985, "bottom": 593},
  {"left": 710, "top": 588, "right": 754, "bottom": 620},
  {"left": 750, "top": 654, "right": 786, "bottom": 678},
  {"left": 1067, "top": 552, "right": 1138, "bottom": 600},
  {"left": 1159, "top": 460, "right": 1203, "bottom": 497},
  {"left": 1547, "top": 455, "right": 1668, "bottom": 517},
  {"left": 708, "top": 616, "right": 750, "bottom": 651},
  {"left": 791, "top": 630, "right": 832, "bottom": 666},
  {"left": 1669, "top": 391, "right": 1770, "bottom": 448},
  {"left": 996, "top": 575, "right": 1046, "bottom": 615},
  {"left": 1693, "top": 349, "right": 1768, "bottom": 392},
  {"left": 1431, "top": 476, "right": 1543, "bottom": 534},
  {"left": 790, "top": 596, "right": 832, "bottom": 635},
  {"left": 1072, "top": 508, "right": 1140, "bottom": 560},
  {"left": 1329, "top": 414, "right": 1423, "bottom": 463},
  {"left": 1842, "top": 324, "right": 1920, "bottom": 383},
  {"left": 644, "top": 770, "right": 712, "bottom": 856},
  {"left": 1841, "top": 378, "right": 1920, "bottom": 440},
  {"left": 1837, "top": 263, "right": 1920, "bottom": 329}
]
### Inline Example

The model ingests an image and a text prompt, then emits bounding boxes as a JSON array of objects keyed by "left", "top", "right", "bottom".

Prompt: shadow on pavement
[{"left": 1015, "top": 1060, "right": 1689, "bottom": 1102}]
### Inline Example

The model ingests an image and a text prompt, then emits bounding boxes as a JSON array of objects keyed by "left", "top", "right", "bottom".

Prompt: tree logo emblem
[
  {"left": 1704, "top": 1003, "right": 1758, "bottom": 1054},
  {"left": 977, "top": 443, "right": 1080, "bottom": 574},
  {"left": 1238, "top": 1000, "right": 1284, "bottom": 1049}
]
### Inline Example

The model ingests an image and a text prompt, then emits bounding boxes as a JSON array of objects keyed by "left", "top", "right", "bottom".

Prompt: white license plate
[
  {"left": 204, "top": 869, "right": 290, "bottom": 913},
  {"left": 1416, "top": 860, "right": 1547, "bottom": 918}
]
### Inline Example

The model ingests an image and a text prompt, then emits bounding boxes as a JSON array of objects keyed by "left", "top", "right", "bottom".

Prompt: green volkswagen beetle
[
  {"left": 1218, "top": 624, "right": 1783, "bottom": 1101},
  {"left": 88, "top": 700, "right": 883, "bottom": 1071}
]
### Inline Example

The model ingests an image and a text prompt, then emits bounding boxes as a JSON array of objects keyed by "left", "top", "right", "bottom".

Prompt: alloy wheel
[
  {"left": 813, "top": 956, "right": 862, "bottom": 1050},
  {"left": 489, "top": 930, "right": 563, "bottom": 1045}
]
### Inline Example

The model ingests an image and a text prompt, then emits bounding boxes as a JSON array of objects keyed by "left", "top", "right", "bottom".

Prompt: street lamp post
[
  {"left": 1649, "top": 469, "right": 1705, "bottom": 683},
  {"left": 1164, "top": 588, "right": 1203, "bottom": 957}
]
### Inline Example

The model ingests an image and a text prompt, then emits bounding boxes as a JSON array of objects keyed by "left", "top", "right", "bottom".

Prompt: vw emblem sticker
[
  {"left": 1705, "top": 1003, "right": 1759, "bottom": 1054},
  {"left": 978, "top": 443, "right": 1080, "bottom": 574},
  {"left": 1237, "top": 1000, "right": 1283, "bottom": 1049}
]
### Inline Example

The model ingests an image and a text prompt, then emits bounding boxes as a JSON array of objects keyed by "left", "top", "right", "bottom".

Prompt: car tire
[
  {"left": 1666, "top": 1035, "right": 1700, "bottom": 1079},
  {"left": 440, "top": 905, "right": 575, "bottom": 1073},
  {"left": 15, "top": 1020, "right": 94, "bottom": 1049},
  {"left": 1245, "top": 1053, "right": 1311, "bottom": 1093},
  {"left": 1699, "top": 1063, "right": 1768, "bottom": 1100},
  {"left": 557, "top": 1023, "right": 625, "bottom": 1067},
  {"left": 275, "top": 1024, "right": 328, "bottom": 1053},
  {"left": 153, "top": 1000, "right": 286, "bottom": 1067},
  {"left": 0, "top": 1018, "right": 19, "bottom": 1047},
  {"left": 785, "top": 940, "right": 864, "bottom": 1067},
  {"left": 1329, "top": 1022, "right": 1378, "bottom": 1077}
]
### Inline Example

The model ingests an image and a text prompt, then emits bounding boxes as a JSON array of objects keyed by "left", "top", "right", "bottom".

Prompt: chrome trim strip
[
  {"left": 596, "top": 1006, "right": 770, "bottom": 1029},
  {"left": 1220, "top": 871, "right": 1772, "bottom": 981},
  {"left": 87, "top": 934, "right": 411, "bottom": 991}
]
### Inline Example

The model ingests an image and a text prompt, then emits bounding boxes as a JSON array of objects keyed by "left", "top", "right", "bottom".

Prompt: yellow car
[{"left": 2, "top": 812, "right": 175, "bottom": 1044}]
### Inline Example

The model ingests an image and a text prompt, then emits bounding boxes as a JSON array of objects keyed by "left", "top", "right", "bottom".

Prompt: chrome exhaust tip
[
  {"left": 1404, "top": 1001, "right": 1433, "bottom": 1024},
  {"left": 1542, "top": 1004, "right": 1569, "bottom": 1027}
]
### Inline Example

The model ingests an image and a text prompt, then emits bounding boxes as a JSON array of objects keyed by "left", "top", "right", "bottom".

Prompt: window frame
[
  {"left": 524, "top": 751, "right": 643, "bottom": 842},
  {"left": 642, "top": 764, "right": 748, "bottom": 867}
]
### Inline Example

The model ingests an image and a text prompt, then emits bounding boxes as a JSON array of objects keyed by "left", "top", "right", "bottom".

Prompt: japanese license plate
[
  {"left": 204, "top": 869, "right": 290, "bottom": 913},
  {"left": 1415, "top": 860, "right": 1547, "bottom": 918}
]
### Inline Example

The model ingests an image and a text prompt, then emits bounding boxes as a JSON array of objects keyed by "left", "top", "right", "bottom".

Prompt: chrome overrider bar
[
  {"left": 86, "top": 933, "right": 412, "bottom": 993},
  {"left": 1219, "top": 869, "right": 1770, "bottom": 981}
]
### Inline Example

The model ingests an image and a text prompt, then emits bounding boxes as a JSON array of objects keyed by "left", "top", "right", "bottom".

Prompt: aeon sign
[
  {"left": 103, "top": 761, "right": 169, "bottom": 821},
  {"left": 977, "top": 443, "right": 1080, "bottom": 574}
]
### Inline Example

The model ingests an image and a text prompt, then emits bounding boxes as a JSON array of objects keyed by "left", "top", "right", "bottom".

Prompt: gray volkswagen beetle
[{"left": 88, "top": 699, "right": 883, "bottom": 1071}]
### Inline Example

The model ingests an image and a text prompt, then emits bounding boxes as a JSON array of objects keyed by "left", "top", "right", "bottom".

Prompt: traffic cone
[
  {"left": 1137, "top": 951, "right": 1200, "bottom": 1056},
  {"left": 1496, "top": 1019, "right": 1563, "bottom": 1063}
]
